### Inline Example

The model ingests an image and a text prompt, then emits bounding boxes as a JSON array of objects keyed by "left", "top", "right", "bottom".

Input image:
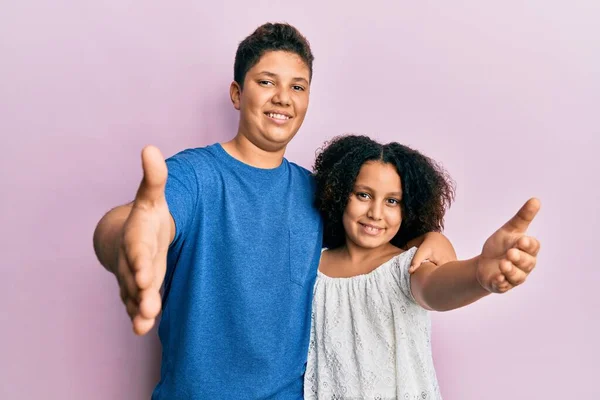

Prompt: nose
[
  {"left": 272, "top": 86, "right": 291, "bottom": 107},
  {"left": 367, "top": 202, "right": 383, "bottom": 221}
]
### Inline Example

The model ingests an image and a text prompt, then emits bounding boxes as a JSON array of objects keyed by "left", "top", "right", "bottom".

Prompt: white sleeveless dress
[{"left": 304, "top": 247, "right": 442, "bottom": 399}]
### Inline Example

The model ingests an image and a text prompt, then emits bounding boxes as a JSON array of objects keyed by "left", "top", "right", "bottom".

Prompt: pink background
[{"left": 2, "top": 1, "right": 598, "bottom": 399}]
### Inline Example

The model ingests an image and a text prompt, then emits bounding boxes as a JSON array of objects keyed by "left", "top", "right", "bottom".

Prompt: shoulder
[
  {"left": 317, "top": 248, "right": 344, "bottom": 275},
  {"left": 166, "top": 145, "right": 218, "bottom": 168},
  {"left": 287, "top": 160, "right": 313, "bottom": 177},
  {"left": 319, "top": 248, "right": 334, "bottom": 265},
  {"left": 286, "top": 160, "right": 316, "bottom": 188},
  {"left": 392, "top": 247, "right": 418, "bottom": 269},
  {"left": 165, "top": 145, "right": 227, "bottom": 182}
]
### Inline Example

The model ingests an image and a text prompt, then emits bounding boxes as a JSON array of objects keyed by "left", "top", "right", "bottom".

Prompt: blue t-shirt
[{"left": 151, "top": 144, "right": 323, "bottom": 399}]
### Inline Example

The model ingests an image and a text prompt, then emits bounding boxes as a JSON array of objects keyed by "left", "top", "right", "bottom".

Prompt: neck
[
  {"left": 221, "top": 134, "right": 286, "bottom": 169},
  {"left": 339, "top": 240, "right": 397, "bottom": 266}
]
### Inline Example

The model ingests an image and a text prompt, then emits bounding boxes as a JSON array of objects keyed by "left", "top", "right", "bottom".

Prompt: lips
[
  {"left": 264, "top": 111, "right": 292, "bottom": 121},
  {"left": 359, "top": 223, "right": 384, "bottom": 236}
]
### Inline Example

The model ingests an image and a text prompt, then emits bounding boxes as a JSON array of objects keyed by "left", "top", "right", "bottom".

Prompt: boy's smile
[{"left": 231, "top": 50, "right": 310, "bottom": 153}]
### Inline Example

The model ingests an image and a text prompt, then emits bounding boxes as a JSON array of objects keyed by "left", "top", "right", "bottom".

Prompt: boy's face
[
  {"left": 343, "top": 161, "right": 403, "bottom": 250},
  {"left": 230, "top": 50, "right": 310, "bottom": 152}
]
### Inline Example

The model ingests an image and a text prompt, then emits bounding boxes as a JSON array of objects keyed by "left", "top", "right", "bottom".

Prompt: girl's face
[{"left": 342, "top": 161, "right": 403, "bottom": 250}]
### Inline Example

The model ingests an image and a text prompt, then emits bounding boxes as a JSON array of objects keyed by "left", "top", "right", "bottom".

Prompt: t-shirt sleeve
[
  {"left": 165, "top": 150, "right": 200, "bottom": 244},
  {"left": 394, "top": 247, "right": 419, "bottom": 304}
]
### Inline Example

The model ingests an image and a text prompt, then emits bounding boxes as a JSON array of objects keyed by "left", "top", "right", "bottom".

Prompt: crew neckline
[
  {"left": 317, "top": 247, "right": 418, "bottom": 282},
  {"left": 213, "top": 143, "right": 287, "bottom": 175}
]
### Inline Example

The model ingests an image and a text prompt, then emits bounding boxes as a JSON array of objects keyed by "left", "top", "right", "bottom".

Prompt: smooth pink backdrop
[{"left": 2, "top": 1, "right": 598, "bottom": 399}]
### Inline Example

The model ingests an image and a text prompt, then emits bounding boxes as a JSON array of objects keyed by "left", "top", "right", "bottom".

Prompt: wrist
[{"left": 473, "top": 255, "right": 490, "bottom": 293}]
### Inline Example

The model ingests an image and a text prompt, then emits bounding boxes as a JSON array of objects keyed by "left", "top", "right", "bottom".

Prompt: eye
[
  {"left": 356, "top": 192, "right": 371, "bottom": 200},
  {"left": 292, "top": 85, "right": 305, "bottom": 91},
  {"left": 386, "top": 198, "right": 401, "bottom": 206},
  {"left": 259, "top": 80, "right": 274, "bottom": 86}
]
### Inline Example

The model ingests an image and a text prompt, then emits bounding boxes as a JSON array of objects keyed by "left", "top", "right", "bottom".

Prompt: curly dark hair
[
  {"left": 313, "top": 134, "right": 456, "bottom": 249},
  {"left": 234, "top": 22, "right": 314, "bottom": 89}
]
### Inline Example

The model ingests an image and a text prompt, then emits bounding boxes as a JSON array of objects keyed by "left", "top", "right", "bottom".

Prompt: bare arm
[
  {"left": 410, "top": 258, "right": 489, "bottom": 311},
  {"left": 410, "top": 198, "right": 542, "bottom": 312},
  {"left": 93, "top": 203, "right": 175, "bottom": 274},
  {"left": 92, "top": 146, "right": 175, "bottom": 335},
  {"left": 93, "top": 203, "right": 133, "bottom": 274},
  {"left": 407, "top": 232, "right": 458, "bottom": 272}
]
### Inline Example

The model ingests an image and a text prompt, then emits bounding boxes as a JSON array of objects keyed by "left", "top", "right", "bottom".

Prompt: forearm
[
  {"left": 413, "top": 257, "right": 489, "bottom": 312},
  {"left": 92, "top": 203, "right": 132, "bottom": 274}
]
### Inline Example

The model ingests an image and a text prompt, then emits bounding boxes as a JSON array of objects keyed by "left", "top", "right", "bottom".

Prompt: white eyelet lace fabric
[{"left": 304, "top": 247, "right": 442, "bottom": 400}]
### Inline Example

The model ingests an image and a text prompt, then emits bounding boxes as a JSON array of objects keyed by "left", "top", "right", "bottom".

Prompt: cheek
[
  {"left": 295, "top": 96, "right": 309, "bottom": 114},
  {"left": 342, "top": 213, "right": 352, "bottom": 234},
  {"left": 385, "top": 208, "right": 403, "bottom": 228},
  {"left": 341, "top": 204, "right": 358, "bottom": 232},
  {"left": 242, "top": 91, "right": 267, "bottom": 112},
  {"left": 344, "top": 198, "right": 365, "bottom": 220},
  {"left": 342, "top": 206, "right": 353, "bottom": 224}
]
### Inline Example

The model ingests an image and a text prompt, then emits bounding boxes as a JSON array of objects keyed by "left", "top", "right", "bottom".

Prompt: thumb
[
  {"left": 503, "top": 197, "right": 541, "bottom": 233},
  {"left": 135, "top": 145, "right": 168, "bottom": 205}
]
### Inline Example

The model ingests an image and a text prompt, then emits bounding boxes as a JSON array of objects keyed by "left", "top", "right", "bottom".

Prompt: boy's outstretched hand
[
  {"left": 117, "top": 146, "right": 173, "bottom": 335},
  {"left": 476, "top": 198, "right": 541, "bottom": 293}
]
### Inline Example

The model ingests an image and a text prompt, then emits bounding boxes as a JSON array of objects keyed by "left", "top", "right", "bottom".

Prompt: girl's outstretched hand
[{"left": 476, "top": 198, "right": 541, "bottom": 293}]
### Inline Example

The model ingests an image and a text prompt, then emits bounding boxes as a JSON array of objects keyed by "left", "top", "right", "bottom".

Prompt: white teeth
[
  {"left": 267, "top": 113, "right": 290, "bottom": 120},
  {"left": 364, "top": 225, "right": 381, "bottom": 234}
]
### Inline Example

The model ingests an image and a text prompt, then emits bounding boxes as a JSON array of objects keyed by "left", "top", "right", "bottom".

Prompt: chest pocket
[{"left": 289, "top": 227, "right": 321, "bottom": 287}]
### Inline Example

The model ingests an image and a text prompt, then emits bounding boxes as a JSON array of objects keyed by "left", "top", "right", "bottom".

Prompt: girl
[{"left": 304, "top": 135, "right": 540, "bottom": 399}]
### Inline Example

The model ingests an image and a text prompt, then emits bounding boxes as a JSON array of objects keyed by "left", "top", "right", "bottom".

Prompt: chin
[
  {"left": 269, "top": 133, "right": 294, "bottom": 144},
  {"left": 265, "top": 134, "right": 296, "bottom": 148},
  {"left": 262, "top": 136, "right": 293, "bottom": 151},
  {"left": 353, "top": 238, "right": 388, "bottom": 249},
  {"left": 269, "top": 127, "right": 297, "bottom": 140}
]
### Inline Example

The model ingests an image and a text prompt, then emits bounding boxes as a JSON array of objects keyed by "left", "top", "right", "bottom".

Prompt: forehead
[
  {"left": 355, "top": 161, "right": 402, "bottom": 189},
  {"left": 248, "top": 50, "right": 310, "bottom": 80}
]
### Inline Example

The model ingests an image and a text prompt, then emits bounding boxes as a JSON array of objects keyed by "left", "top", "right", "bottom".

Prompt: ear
[{"left": 230, "top": 81, "right": 241, "bottom": 110}]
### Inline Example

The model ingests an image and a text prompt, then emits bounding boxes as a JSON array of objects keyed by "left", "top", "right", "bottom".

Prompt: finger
[
  {"left": 132, "top": 315, "right": 155, "bottom": 336},
  {"left": 122, "top": 225, "right": 158, "bottom": 292},
  {"left": 515, "top": 236, "right": 541, "bottom": 257},
  {"left": 123, "top": 238, "right": 154, "bottom": 275},
  {"left": 494, "top": 273, "right": 506, "bottom": 284},
  {"left": 118, "top": 254, "right": 139, "bottom": 299},
  {"left": 134, "top": 262, "right": 154, "bottom": 291},
  {"left": 125, "top": 298, "right": 139, "bottom": 320},
  {"left": 507, "top": 248, "right": 537, "bottom": 273},
  {"left": 503, "top": 198, "right": 541, "bottom": 233},
  {"left": 499, "top": 259, "right": 528, "bottom": 286},
  {"left": 138, "top": 289, "right": 162, "bottom": 319},
  {"left": 135, "top": 145, "right": 168, "bottom": 207},
  {"left": 496, "top": 281, "right": 512, "bottom": 293},
  {"left": 119, "top": 285, "right": 128, "bottom": 304},
  {"left": 410, "top": 248, "right": 434, "bottom": 273},
  {"left": 137, "top": 248, "right": 167, "bottom": 291}
]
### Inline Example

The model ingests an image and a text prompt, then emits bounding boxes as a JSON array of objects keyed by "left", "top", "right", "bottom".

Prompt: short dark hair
[
  {"left": 234, "top": 22, "right": 314, "bottom": 88},
  {"left": 313, "top": 135, "right": 456, "bottom": 249}
]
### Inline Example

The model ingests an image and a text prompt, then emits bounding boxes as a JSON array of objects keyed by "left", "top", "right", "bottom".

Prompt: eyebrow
[
  {"left": 354, "top": 184, "right": 402, "bottom": 197},
  {"left": 257, "top": 71, "right": 309, "bottom": 85}
]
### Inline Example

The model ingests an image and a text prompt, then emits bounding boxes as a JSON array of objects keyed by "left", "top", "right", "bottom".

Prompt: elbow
[
  {"left": 92, "top": 205, "right": 130, "bottom": 271},
  {"left": 92, "top": 217, "right": 112, "bottom": 271},
  {"left": 418, "top": 288, "right": 455, "bottom": 313},
  {"left": 92, "top": 220, "right": 104, "bottom": 261}
]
